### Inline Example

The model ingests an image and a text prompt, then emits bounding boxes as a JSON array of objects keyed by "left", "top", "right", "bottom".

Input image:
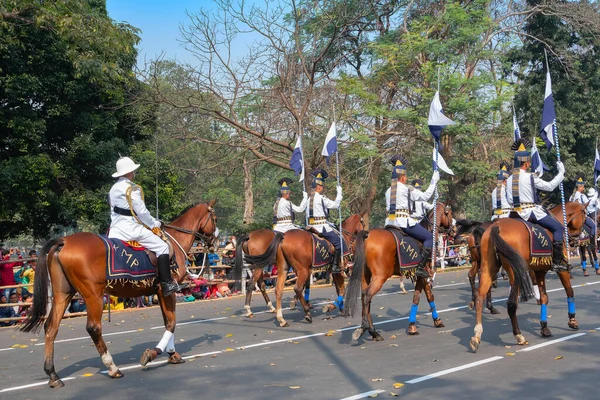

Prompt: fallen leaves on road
[
  {"left": 393, "top": 383, "right": 404, "bottom": 389},
  {"left": 325, "top": 330, "right": 335, "bottom": 336},
  {"left": 554, "top": 356, "right": 564, "bottom": 360},
  {"left": 226, "top": 333, "right": 233, "bottom": 338},
  {"left": 505, "top": 352, "right": 515, "bottom": 356},
  {"left": 370, "top": 378, "right": 384, "bottom": 382},
  {"left": 10, "top": 344, "right": 28, "bottom": 349},
  {"left": 390, "top": 335, "right": 397, "bottom": 339},
  {"left": 82, "top": 373, "right": 94, "bottom": 377}
]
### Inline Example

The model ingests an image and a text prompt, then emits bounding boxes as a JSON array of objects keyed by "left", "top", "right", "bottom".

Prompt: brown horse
[
  {"left": 344, "top": 203, "right": 453, "bottom": 341},
  {"left": 19, "top": 201, "right": 218, "bottom": 387},
  {"left": 469, "top": 201, "right": 587, "bottom": 352},
  {"left": 234, "top": 214, "right": 364, "bottom": 327}
]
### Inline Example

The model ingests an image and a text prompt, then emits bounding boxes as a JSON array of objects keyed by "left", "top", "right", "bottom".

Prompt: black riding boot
[
  {"left": 158, "top": 254, "right": 187, "bottom": 296},
  {"left": 551, "top": 240, "right": 568, "bottom": 272},
  {"left": 331, "top": 250, "right": 342, "bottom": 274},
  {"left": 415, "top": 247, "right": 432, "bottom": 279}
]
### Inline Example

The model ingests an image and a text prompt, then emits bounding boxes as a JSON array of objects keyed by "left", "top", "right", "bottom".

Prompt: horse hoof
[
  {"left": 401, "top": 290, "right": 407, "bottom": 295},
  {"left": 339, "top": 309, "right": 346, "bottom": 317},
  {"left": 289, "top": 300, "right": 297, "bottom": 310},
  {"left": 596, "top": 269, "right": 600, "bottom": 275},
  {"left": 568, "top": 318, "right": 579, "bottom": 330},
  {"left": 245, "top": 313, "right": 254, "bottom": 318},
  {"left": 168, "top": 352, "right": 186, "bottom": 364},
  {"left": 308, "top": 302, "right": 314, "bottom": 309},
  {"left": 433, "top": 318, "right": 445, "bottom": 328},
  {"left": 468, "top": 301, "right": 475, "bottom": 310},
  {"left": 352, "top": 328, "right": 365, "bottom": 341},
  {"left": 372, "top": 333, "right": 384, "bottom": 341},
  {"left": 583, "top": 270, "right": 589, "bottom": 277},
  {"left": 540, "top": 327, "right": 553, "bottom": 338},
  {"left": 322, "top": 304, "right": 336, "bottom": 313},
  {"left": 492, "top": 281, "right": 498, "bottom": 289},
  {"left": 489, "top": 307, "right": 500, "bottom": 315},
  {"left": 407, "top": 323, "right": 419, "bottom": 336},
  {"left": 469, "top": 337, "right": 480, "bottom": 353},
  {"left": 269, "top": 307, "right": 277, "bottom": 313},
  {"left": 304, "top": 314, "right": 313, "bottom": 324},
  {"left": 140, "top": 348, "right": 157, "bottom": 366},
  {"left": 515, "top": 334, "right": 529, "bottom": 345},
  {"left": 280, "top": 321, "right": 289, "bottom": 328},
  {"left": 110, "top": 369, "right": 124, "bottom": 379},
  {"left": 49, "top": 379, "right": 65, "bottom": 388}
]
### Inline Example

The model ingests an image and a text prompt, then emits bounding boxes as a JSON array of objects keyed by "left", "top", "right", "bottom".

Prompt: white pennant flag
[{"left": 432, "top": 148, "right": 454, "bottom": 175}]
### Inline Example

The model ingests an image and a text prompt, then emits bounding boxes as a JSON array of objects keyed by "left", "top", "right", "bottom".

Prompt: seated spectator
[
  {"left": 207, "top": 249, "right": 220, "bottom": 267},
  {"left": 0, "top": 294, "right": 16, "bottom": 326},
  {"left": 20, "top": 250, "right": 37, "bottom": 296},
  {"left": 9, "top": 292, "right": 19, "bottom": 315},
  {"left": 70, "top": 298, "right": 87, "bottom": 313}
]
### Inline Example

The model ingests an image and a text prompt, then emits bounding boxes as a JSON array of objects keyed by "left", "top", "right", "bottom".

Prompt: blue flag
[
  {"left": 595, "top": 148, "right": 600, "bottom": 184},
  {"left": 321, "top": 122, "right": 337, "bottom": 165},
  {"left": 540, "top": 70, "right": 556, "bottom": 151},
  {"left": 531, "top": 137, "right": 549, "bottom": 177},
  {"left": 428, "top": 91, "right": 454, "bottom": 142},
  {"left": 513, "top": 107, "right": 521, "bottom": 141},
  {"left": 289, "top": 136, "right": 304, "bottom": 182}
]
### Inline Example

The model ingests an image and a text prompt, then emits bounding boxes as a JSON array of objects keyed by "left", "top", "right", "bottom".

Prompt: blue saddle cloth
[
  {"left": 385, "top": 227, "right": 423, "bottom": 270},
  {"left": 511, "top": 219, "right": 553, "bottom": 264},
  {"left": 311, "top": 234, "right": 335, "bottom": 268},
  {"left": 99, "top": 236, "right": 158, "bottom": 282}
]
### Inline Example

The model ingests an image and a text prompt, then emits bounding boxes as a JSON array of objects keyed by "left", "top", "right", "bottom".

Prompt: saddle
[
  {"left": 506, "top": 217, "right": 553, "bottom": 266},
  {"left": 123, "top": 240, "right": 175, "bottom": 267},
  {"left": 303, "top": 227, "right": 350, "bottom": 269},
  {"left": 384, "top": 225, "right": 423, "bottom": 271},
  {"left": 98, "top": 236, "right": 178, "bottom": 286}
]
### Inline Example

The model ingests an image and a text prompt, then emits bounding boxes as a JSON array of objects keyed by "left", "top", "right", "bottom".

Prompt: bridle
[
  {"left": 424, "top": 204, "right": 452, "bottom": 234},
  {"left": 341, "top": 215, "right": 364, "bottom": 247},
  {"left": 164, "top": 206, "right": 218, "bottom": 248}
]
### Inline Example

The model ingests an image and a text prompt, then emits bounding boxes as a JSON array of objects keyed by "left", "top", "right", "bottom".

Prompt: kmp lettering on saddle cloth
[
  {"left": 580, "top": 224, "right": 592, "bottom": 247},
  {"left": 311, "top": 234, "right": 350, "bottom": 268},
  {"left": 512, "top": 219, "right": 553, "bottom": 265},
  {"left": 386, "top": 228, "right": 423, "bottom": 270},
  {"left": 99, "top": 236, "right": 177, "bottom": 285}
]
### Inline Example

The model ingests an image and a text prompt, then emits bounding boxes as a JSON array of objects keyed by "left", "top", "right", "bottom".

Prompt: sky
[{"left": 106, "top": 0, "right": 214, "bottom": 67}]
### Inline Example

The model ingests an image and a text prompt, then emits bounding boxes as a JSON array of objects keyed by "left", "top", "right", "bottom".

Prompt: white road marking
[
  {"left": 405, "top": 356, "right": 504, "bottom": 384},
  {"left": 339, "top": 389, "right": 386, "bottom": 400},
  {"left": 517, "top": 333, "right": 587, "bottom": 352},
  {"left": 0, "top": 348, "right": 14, "bottom": 352},
  {"left": 0, "top": 377, "right": 76, "bottom": 393}
]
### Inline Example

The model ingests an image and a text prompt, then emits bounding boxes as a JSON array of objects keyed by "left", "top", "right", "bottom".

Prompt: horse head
[{"left": 565, "top": 201, "right": 588, "bottom": 237}]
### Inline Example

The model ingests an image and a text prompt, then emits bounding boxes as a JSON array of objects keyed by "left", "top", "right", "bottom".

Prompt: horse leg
[
  {"left": 505, "top": 271, "right": 528, "bottom": 346},
  {"left": 259, "top": 275, "right": 276, "bottom": 313},
  {"left": 470, "top": 268, "right": 493, "bottom": 352},
  {"left": 486, "top": 285, "right": 499, "bottom": 314},
  {"left": 293, "top": 268, "right": 312, "bottom": 323},
  {"left": 407, "top": 276, "right": 426, "bottom": 335},
  {"left": 243, "top": 269, "right": 257, "bottom": 317},
  {"left": 556, "top": 270, "right": 578, "bottom": 330},
  {"left": 535, "top": 270, "right": 552, "bottom": 337},
  {"left": 323, "top": 272, "right": 345, "bottom": 314},
  {"left": 304, "top": 276, "right": 313, "bottom": 309},
  {"left": 43, "top": 290, "right": 75, "bottom": 387},
  {"left": 580, "top": 245, "right": 589, "bottom": 276},
  {"left": 83, "top": 295, "right": 124, "bottom": 377},
  {"left": 351, "top": 277, "right": 370, "bottom": 341},
  {"left": 468, "top": 262, "right": 477, "bottom": 310},
  {"left": 140, "top": 292, "right": 182, "bottom": 366},
  {"left": 424, "top": 279, "right": 444, "bottom": 328},
  {"left": 355, "top": 277, "right": 385, "bottom": 341},
  {"left": 274, "top": 257, "right": 289, "bottom": 327},
  {"left": 399, "top": 276, "right": 407, "bottom": 294}
]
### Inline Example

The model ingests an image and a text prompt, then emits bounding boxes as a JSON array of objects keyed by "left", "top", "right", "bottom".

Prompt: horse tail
[
  {"left": 344, "top": 230, "right": 368, "bottom": 318},
  {"left": 20, "top": 238, "right": 62, "bottom": 333},
  {"left": 489, "top": 226, "right": 534, "bottom": 303},
  {"left": 243, "top": 233, "right": 284, "bottom": 270},
  {"left": 233, "top": 234, "right": 249, "bottom": 283}
]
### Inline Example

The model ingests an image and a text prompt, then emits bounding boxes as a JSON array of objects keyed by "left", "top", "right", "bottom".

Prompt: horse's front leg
[
  {"left": 556, "top": 270, "right": 578, "bottom": 330},
  {"left": 140, "top": 291, "right": 184, "bottom": 366},
  {"left": 323, "top": 272, "right": 345, "bottom": 314},
  {"left": 424, "top": 279, "right": 444, "bottom": 328}
]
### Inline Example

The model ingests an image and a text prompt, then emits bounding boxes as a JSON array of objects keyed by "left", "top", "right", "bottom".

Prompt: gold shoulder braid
[{"left": 126, "top": 184, "right": 167, "bottom": 241}]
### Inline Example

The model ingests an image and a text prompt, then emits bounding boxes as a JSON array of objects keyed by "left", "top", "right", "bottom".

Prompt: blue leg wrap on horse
[
  {"left": 595, "top": 260, "right": 599, "bottom": 270},
  {"left": 582, "top": 261, "right": 587, "bottom": 270},
  {"left": 540, "top": 303, "right": 548, "bottom": 323},
  {"left": 429, "top": 301, "right": 439, "bottom": 320},
  {"left": 567, "top": 297, "right": 576, "bottom": 314},
  {"left": 409, "top": 304, "right": 419, "bottom": 323},
  {"left": 334, "top": 295, "right": 344, "bottom": 310},
  {"left": 304, "top": 288, "right": 310, "bottom": 302}
]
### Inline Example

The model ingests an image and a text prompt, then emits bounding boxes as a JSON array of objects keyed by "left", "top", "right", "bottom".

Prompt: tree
[{"left": 0, "top": 0, "right": 156, "bottom": 239}]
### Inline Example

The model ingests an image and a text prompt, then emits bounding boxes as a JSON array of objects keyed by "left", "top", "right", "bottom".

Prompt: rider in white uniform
[
  {"left": 505, "top": 139, "right": 566, "bottom": 271},
  {"left": 491, "top": 161, "right": 512, "bottom": 221},
  {"left": 410, "top": 179, "right": 434, "bottom": 223},
  {"left": 385, "top": 155, "right": 440, "bottom": 278},
  {"left": 307, "top": 168, "right": 346, "bottom": 272},
  {"left": 108, "top": 157, "right": 185, "bottom": 296},
  {"left": 570, "top": 175, "right": 599, "bottom": 272},
  {"left": 272, "top": 178, "right": 307, "bottom": 233}
]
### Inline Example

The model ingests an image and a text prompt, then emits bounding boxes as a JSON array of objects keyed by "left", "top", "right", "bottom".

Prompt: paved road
[{"left": 0, "top": 266, "right": 598, "bottom": 400}]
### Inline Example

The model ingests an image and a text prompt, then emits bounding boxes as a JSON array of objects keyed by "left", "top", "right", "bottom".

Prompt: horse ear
[{"left": 208, "top": 198, "right": 217, "bottom": 208}]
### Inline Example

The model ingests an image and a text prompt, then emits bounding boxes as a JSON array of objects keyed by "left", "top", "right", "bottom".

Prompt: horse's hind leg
[
  {"left": 423, "top": 279, "right": 444, "bottom": 328},
  {"left": 407, "top": 276, "right": 427, "bottom": 335},
  {"left": 399, "top": 276, "right": 407, "bottom": 294},
  {"left": 323, "top": 272, "right": 345, "bottom": 314},
  {"left": 44, "top": 290, "right": 74, "bottom": 387},
  {"left": 293, "top": 267, "right": 313, "bottom": 323},
  {"left": 274, "top": 251, "right": 289, "bottom": 327},
  {"left": 358, "top": 277, "right": 385, "bottom": 341},
  {"left": 505, "top": 268, "right": 528, "bottom": 346},
  {"left": 468, "top": 262, "right": 477, "bottom": 309},
  {"left": 557, "top": 270, "right": 578, "bottom": 330},
  {"left": 84, "top": 295, "right": 124, "bottom": 377},
  {"left": 258, "top": 275, "right": 276, "bottom": 313}
]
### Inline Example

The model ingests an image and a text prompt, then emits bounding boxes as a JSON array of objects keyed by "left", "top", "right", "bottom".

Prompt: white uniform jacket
[
  {"left": 307, "top": 191, "right": 342, "bottom": 233},
  {"left": 506, "top": 169, "right": 564, "bottom": 221},
  {"left": 570, "top": 190, "right": 598, "bottom": 215},
  {"left": 273, "top": 196, "right": 307, "bottom": 233},
  {"left": 108, "top": 177, "right": 168, "bottom": 254},
  {"left": 491, "top": 185, "right": 511, "bottom": 221},
  {"left": 411, "top": 200, "right": 434, "bottom": 222},
  {"left": 385, "top": 180, "right": 436, "bottom": 229}
]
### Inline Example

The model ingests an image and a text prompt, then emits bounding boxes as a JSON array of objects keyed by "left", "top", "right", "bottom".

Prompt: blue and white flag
[
  {"left": 513, "top": 107, "right": 521, "bottom": 141},
  {"left": 432, "top": 148, "right": 454, "bottom": 175},
  {"left": 428, "top": 91, "right": 455, "bottom": 142},
  {"left": 594, "top": 148, "right": 600, "bottom": 184},
  {"left": 289, "top": 135, "right": 305, "bottom": 182},
  {"left": 531, "top": 137, "right": 549, "bottom": 177},
  {"left": 321, "top": 122, "right": 337, "bottom": 164},
  {"left": 540, "top": 70, "right": 556, "bottom": 151}
]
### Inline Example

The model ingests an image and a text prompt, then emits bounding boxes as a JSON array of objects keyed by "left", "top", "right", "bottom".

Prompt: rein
[{"left": 164, "top": 207, "right": 217, "bottom": 247}]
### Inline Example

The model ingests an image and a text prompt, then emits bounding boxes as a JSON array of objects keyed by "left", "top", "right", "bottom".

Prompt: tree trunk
[{"left": 242, "top": 156, "right": 254, "bottom": 225}]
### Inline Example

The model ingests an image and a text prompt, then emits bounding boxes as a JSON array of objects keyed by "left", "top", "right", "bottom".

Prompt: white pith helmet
[{"left": 112, "top": 156, "right": 140, "bottom": 178}]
